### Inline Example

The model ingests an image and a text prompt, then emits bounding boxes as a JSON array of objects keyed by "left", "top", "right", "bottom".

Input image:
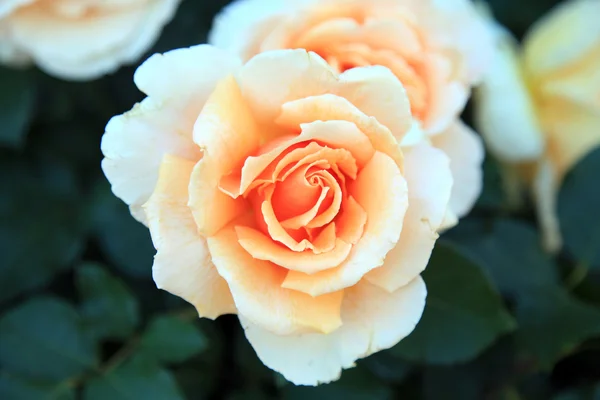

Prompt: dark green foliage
[
  {"left": 392, "top": 243, "right": 516, "bottom": 364},
  {"left": 559, "top": 147, "right": 600, "bottom": 270},
  {"left": 0, "top": 297, "right": 97, "bottom": 381},
  {"left": 0, "top": 67, "right": 35, "bottom": 148},
  {"left": 140, "top": 316, "right": 208, "bottom": 364},
  {"left": 1, "top": 0, "right": 599, "bottom": 399},
  {"left": 83, "top": 354, "right": 185, "bottom": 400}
]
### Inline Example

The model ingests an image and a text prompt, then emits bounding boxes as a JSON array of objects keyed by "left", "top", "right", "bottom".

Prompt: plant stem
[{"left": 566, "top": 262, "right": 589, "bottom": 290}]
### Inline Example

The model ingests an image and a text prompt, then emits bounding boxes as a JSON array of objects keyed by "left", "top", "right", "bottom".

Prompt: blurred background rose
[
  {"left": 475, "top": 0, "right": 600, "bottom": 253},
  {"left": 0, "top": 0, "right": 181, "bottom": 80},
  {"left": 1, "top": 0, "right": 600, "bottom": 399}
]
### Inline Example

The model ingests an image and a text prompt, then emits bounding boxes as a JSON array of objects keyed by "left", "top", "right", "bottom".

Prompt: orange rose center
[
  {"left": 245, "top": 140, "right": 355, "bottom": 255},
  {"left": 218, "top": 128, "right": 368, "bottom": 275}
]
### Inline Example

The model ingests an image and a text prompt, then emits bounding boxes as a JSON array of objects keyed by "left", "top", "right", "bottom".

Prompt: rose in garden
[
  {"left": 475, "top": 0, "right": 600, "bottom": 252},
  {"left": 0, "top": 0, "right": 181, "bottom": 80},
  {"left": 101, "top": 45, "right": 454, "bottom": 385},
  {"left": 210, "top": 0, "right": 492, "bottom": 222}
]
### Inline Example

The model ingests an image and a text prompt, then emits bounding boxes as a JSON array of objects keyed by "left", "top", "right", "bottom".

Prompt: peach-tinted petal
[
  {"left": 303, "top": 170, "right": 342, "bottom": 228},
  {"left": 236, "top": 226, "right": 352, "bottom": 274},
  {"left": 275, "top": 143, "right": 358, "bottom": 184},
  {"left": 282, "top": 151, "right": 408, "bottom": 296},
  {"left": 206, "top": 220, "right": 344, "bottom": 335},
  {"left": 294, "top": 18, "right": 360, "bottom": 50},
  {"left": 336, "top": 65, "right": 413, "bottom": 143},
  {"left": 276, "top": 93, "right": 403, "bottom": 167},
  {"left": 422, "top": 53, "right": 469, "bottom": 134},
  {"left": 188, "top": 75, "right": 260, "bottom": 236},
  {"left": 309, "top": 222, "right": 338, "bottom": 254},
  {"left": 415, "top": 0, "right": 493, "bottom": 83},
  {"left": 360, "top": 17, "right": 422, "bottom": 58},
  {"left": 238, "top": 49, "right": 412, "bottom": 144},
  {"left": 277, "top": 181, "right": 330, "bottom": 230},
  {"left": 336, "top": 196, "right": 367, "bottom": 244},
  {"left": 238, "top": 49, "right": 338, "bottom": 123},
  {"left": 144, "top": 155, "right": 236, "bottom": 319},
  {"left": 366, "top": 143, "right": 452, "bottom": 292},
  {"left": 241, "top": 276, "right": 426, "bottom": 386},
  {"left": 261, "top": 185, "right": 325, "bottom": 251},
  {"left": 431, "top": 121, "right": 484, "bottom": 218},
  {"left": 234, "top": 120, "right": 374, "bottom": 196},
  {"left": 101, "top": 98, "right": 200, "bottom": 225}
]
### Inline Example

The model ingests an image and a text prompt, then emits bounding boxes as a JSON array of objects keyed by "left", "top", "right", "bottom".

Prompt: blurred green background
[{"left": 1, "top": 0, "right": 600, "bottom": 399}]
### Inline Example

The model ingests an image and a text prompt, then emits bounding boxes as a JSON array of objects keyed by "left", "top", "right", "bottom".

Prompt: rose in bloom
[
  {"left": 210, "top": 0, "right": 491, "bottom": 223},
  {"left": 101, "top": 45, "right": 454, "bottom": 385},
  {"left": 475, "top": 0, "right": 600, "bottom": 251},
  {"left": 0, "top": 0, "right": 181, "bottom": 80}
]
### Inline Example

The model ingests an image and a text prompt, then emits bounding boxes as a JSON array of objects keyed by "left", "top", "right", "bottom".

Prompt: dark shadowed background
[{"left": 1, "top": 0, "right": 600, "bottom": 399}]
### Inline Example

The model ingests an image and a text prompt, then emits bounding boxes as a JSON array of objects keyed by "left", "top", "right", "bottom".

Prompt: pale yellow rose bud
[
  {"left": 474, "top": 0, "right": 600, "bottom": 253},
  {"left": 523, "top": 0, "right": 600, "bottom": 181}
]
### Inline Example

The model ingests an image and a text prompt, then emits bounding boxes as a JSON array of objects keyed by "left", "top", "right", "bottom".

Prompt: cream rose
[
  {"left": 0, "top": 0, "right": 181, "bottom": 80},
  {"left": 209, "top": 0, "right": 491, "bottom": 221},
  {"left": 474, "top": 0, "right": 600, "bottom": 252},
  {"left": 101, "top": 45, "right": 454, "bottom": 385}
]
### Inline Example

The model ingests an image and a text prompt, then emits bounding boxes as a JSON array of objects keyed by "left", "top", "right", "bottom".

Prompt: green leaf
[
  {"left": 0, "top": 296, "right": 97, "bottom": 381},
  {"left": 516, "top": 287, "right": 600, "bottom": 367},
  {"left": 76, "top": 263, "right": 140, "bottom": 341},
  {"left": 140, "top": 315, "right": 208, "bottom": 364},
  {"left": 421, "top": 337, "right": 516, "bottom": 400},
  {"left": 0, "top": 67, "right": 35, "bottom": 148},
  {"left": 84, "top": 353, "right": 184, "bottom": 400},
  {"left": 392, "top": 243, "right": 516, "bottom": 364},
  {"left": 90, "top": 179, "right": 155, "bottom": 278},
  {"left": 0, "top": 156, "right": 84, "bottom": 304},
  {"left": 361, "top": 351, "right": 412, "bottom": 385},
  {"left": 558, "top": 147, "right": 600, "bottom": 270},
  {"left": 282, "top": 365, "right": 393, "bottom": 400},
  {"left": 173, "top": 368, "right": 215, "bottom": 400},
  {"left": 447, "top": 218, "right": 600, "bottom": 366},
  {"left": 0, "top": 374, "right": 75, "bottom": 400},
  {"left": 445, "top": 218, "right": 559, "bottom": 298}
]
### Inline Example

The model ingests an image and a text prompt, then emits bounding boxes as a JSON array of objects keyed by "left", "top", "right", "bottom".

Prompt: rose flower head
[
  {"left": 0, "top": 0, "right": 181, "bottom": 80},
  {"left": 210, "top": 0, "right": 492, "bottom": 222},
  {"left": 474, "top": 0, "right": 600, "bottom": 252},
  {"left": 101, "top": 45, "right": 453, "bottom": 385}
]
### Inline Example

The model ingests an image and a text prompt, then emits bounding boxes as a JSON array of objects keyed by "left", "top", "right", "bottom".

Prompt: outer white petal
[
  {"left": 473, "top": 24, "right": 545, "bottom": 163},
  {"left": 145, "top": 155, "right": 236, "bottom": 319},
  {"left": 431, "top": 121, "right": 484, "bottom": 218},
  {"left": 241, "top": 277, "right": 426, "bottom": 386},
  {"left": 209, "top": 0, "right": 292, "bottom": 60},
  {"left": 365, "top": 143, "right": 452, "bottom": 292},
  {"left": 7, "top": 0, "right": 182, "bottom": 80},
  {"left": 101, "top": 45, "right": 241, "bottom": 224}
]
